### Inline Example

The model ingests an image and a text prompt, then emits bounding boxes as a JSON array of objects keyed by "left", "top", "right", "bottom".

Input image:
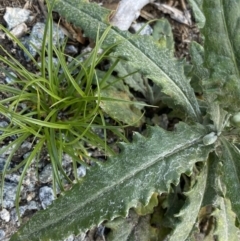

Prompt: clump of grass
[{"left": 0, "top": 3, "right": 127, "bottom": 220}]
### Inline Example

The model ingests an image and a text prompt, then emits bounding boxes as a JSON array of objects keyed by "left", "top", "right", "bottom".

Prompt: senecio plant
[{"left": 3, "top": 0, "right": 240, "bottom": 240}]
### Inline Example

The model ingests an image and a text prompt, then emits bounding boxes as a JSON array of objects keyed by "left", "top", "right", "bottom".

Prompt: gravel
[
  {"left": 3, "top": 7, "right": 31, "bottom": 30},
  {"left": 39, "top": 186, "right": 55, "bottom": 209}
]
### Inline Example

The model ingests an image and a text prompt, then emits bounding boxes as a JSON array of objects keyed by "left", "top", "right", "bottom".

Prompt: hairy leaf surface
[
  {"left": 202, "top": 0, "right": 240, "bottom": 111},
  {"left": 168, "top": 164, "right": 208, "bottom": 241},
  {"left": 214, "top": 197, "right": 240, "bottom": 240},
  {"left": 49, "top": 0, "right": 201, "bottom": 121},
  {"left": 187, "top": 0, "right": 205, "bottom": 28},
  {"left": 106, "top": 209, "right": 156, "bottom": 241},
  {"left": 202, "top": 154, "right": 240, "bottom": 240},
  {"left": 220, "top": 138, "right": 240, "bottom": 222},
  {"left": 10, "top": 123, "right": 212, "bottom": 241}
]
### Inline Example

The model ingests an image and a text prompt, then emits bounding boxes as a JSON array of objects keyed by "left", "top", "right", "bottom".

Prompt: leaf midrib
[
  {"left": 54, "top": 0, "right": 200, "bottom": 121},
  {"left": 24, "top": 133, "right": 204, "bottom": 238},
  {"left": 220, "top": 0, "right": 240, "bottom": 77}
]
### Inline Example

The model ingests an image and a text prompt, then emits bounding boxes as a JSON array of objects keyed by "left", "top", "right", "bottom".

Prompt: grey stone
[
  {"left": 5, "top": 72, "right": 17, "bottom": 84},
  {"left": 39, "top": 186, "right": 55, "bottom": 209},
  {"left": 1, "top": 182, "right": 18, "bottom": 209},
  {"left": 62, "top": 153, "right": 72, "bottom": 167},
  {"left": 25, "top": 22, "right": 65, "bottom": 59},
  {"left": 62, "top": 153, "right": 73, "bottom": 175},
  {"left": 10, "top": 22, "right": 28, "bottom": 38},
  {"left": 3, "top": 7, "right": 31, "bottom": 30},
  {"left": 5, "top": 173, "right": 20, "bottom": 183},
  {"left": 0, "top": 209, "right": 10, "bottom": 222},
  {"left": 0, "top": 229, "right": 5, "bottom": 239},
  {"left": 65, "top": 45, "right": 78, "bottom": 55},
  {"left": 0, "top": 121, "right": 8, "bottom": 128},
  {"left": 1, "top": 143, "right": 17, "bottom": 156},
  {"left": 39, "top": 164, "right": 52, "bottom": 183},
  {"left": 21, "top": 141, "right": 32, "bottom": 150},
  {"left": 22, "top": 166, "right": 38, "bottom": 189},
  {"left": 10, "top": 206, "right": 27, "bottom": 222},
  {"left": 0, "top": 158, "right": 6, "bottom": 171},
  {"left": 26, "top": 200, "right": 40, "bottom": 211},
  {"left": 77, "top": 166, "right": 86, "bottom": 178}
]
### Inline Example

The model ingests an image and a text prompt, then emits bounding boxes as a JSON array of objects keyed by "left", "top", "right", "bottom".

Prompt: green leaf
[
  {"left": 168, "top": 164, "right": 208, "bottom": 241},
  {"left": 134, "top": 192, "right": 159, "bottom": 216},
  {"left": 202, "top": 153, "right": 221, "bottom": 207},
  {"left": 152, "top": 19, "right": 174, "bottom": 54},
  {"left": 202, "top": 153, "right": 240, "bottom": 240},
  {"left": 219, "top": 137, "right": 240, "bottom": 222},
  {"left": 105, "top": 209, "right": 156, "bottom": 241},
  {"left": 202, "top": 0, "right": 240, "bottom": 112},
  {"left": 188, "top": 41, "right": 208, "bottom": 94},
  {"left": 206, "top": 97, "right": 228, "bottom": 133},
  {"left": 49, "top": 0, "right": 201, "bottom": 121},
  {"left": 10, "top": 123, "right": 212, "bottom": 241},
  {"left": 113, "top": 61, "right": 146, "bottom": 98},
  {"left": 213, "top": 197, "right": 240, "bottom": 240},
  {"left": 187, "top": 0, "right": 205, "bottom": 28},
  {"left": 99, "top": 85, "right": 143, "bottom": 127}
]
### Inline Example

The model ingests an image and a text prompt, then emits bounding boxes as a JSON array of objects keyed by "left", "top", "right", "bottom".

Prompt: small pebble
[
  {"left": 3, "top": 7, "right": 31, "bottom": 30},
  {"left": 26, "top": 192, "right": 36, "bottom": 202},
  {"left": 10, "top": 22, "right": 28, "bottom": 38},
  {"left": 24, "top": 22, "right": 65, "bottom": 60},
  {"left": 5, "top": 173, "right": 20, "bottom": 183},
  {"left": 62, "top": 154, "right": 72, "bottom": 167},
  {"left": 0, "top": 229, "right": 6, "bottom": 239},
  {"left": 1, "top": 182, "right": 18, "bottom": 209},
  {"left": 39, "top": 164, "right": 53, "bottom": 183},
  {"left": 0, "top": 158, "right": 6, "bottom": 172},
  {"left": 65, "top": 45, "right": 78, "bottom": 55},
  {"left": 5, "top": 72, "right": 17, "bottom": 84},
  {"left": 27, "top": 200, "right": 40, "bottom": 211},
  {"left": 10, "top": 206, "right": 27, "bottom": 222},
  {"left": 77, "top": 166, "right": 86, "bottom": 178},
  {"left": 0, "top": 209, "right": 10, "bottom": 222},
  {"left": 0, "top": 121, "right": 8, "bottom": 128},
  {"left": 39, "top": 186, "right": 55, "bottom": 209},
  {"left": 0, "top": 30, "right": 5, "bottom": 39},
  {"left": 21, "top": 141, "right": 32, "bottom": 150},
  {"left": 0, "top": 121, "right": 8, "bottom": 135}
]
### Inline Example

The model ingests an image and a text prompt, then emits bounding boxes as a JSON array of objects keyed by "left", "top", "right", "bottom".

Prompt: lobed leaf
[
  {"left": 219, "top": 138, "right": 240, "bottom": 222},
  {"left": 206, "top": 97, "right": 228, "bottom": 133},
  {"left": 105, "top": 209, "right": 156, "bottom": 241},
  {"left": 168, "top": 164, "right": 208, "bottom": 241},
  {"left": 202, "top": 153, "right": 240, "bottom": 240},
  {"left": 202, "top": 0, "right": 240, "bottom": 112},
  {"left": 187, "top": 0, "right": 205, "bottom": 28},
  {"left": 10, "top": 123, "right": 212, "bottom": 241},
  {"left": 49, "top": 0, "right": 201, "bottom": 122},
  {"left": 213, "top": 197, "right": 240, "bottom": 240}
]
